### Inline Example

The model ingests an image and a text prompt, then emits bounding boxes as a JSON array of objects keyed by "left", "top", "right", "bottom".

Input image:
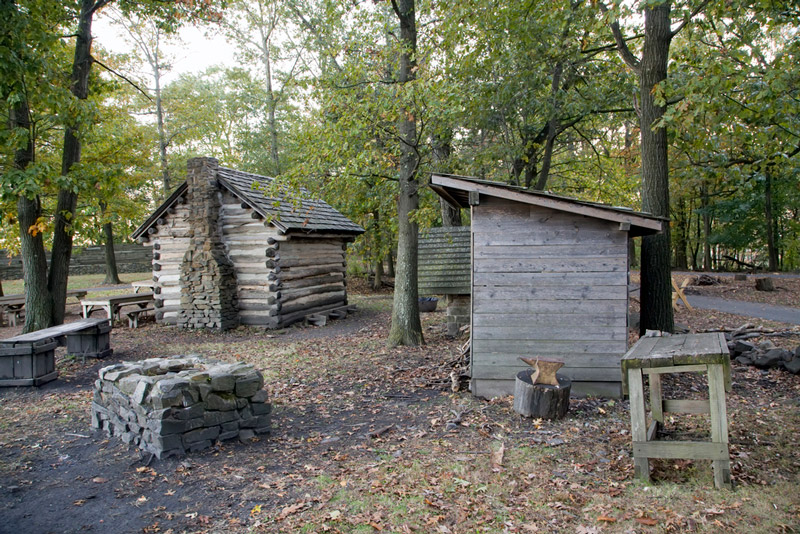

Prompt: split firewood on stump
[
  {"left": 514, "top": 358, "right": 571, "bottom": 420},
  {"left": 755, "top": 277, "right": 775, "bottom": 292}
]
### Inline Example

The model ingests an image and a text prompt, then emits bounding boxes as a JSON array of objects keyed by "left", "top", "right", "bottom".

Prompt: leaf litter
[{"left": 0, "top": 288, "right": 798, "bottom": 533}]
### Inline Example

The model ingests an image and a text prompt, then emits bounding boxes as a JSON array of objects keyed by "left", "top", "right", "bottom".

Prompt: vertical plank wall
[{"left": 470, "top": 197, "right": 629, "bottom": 398}]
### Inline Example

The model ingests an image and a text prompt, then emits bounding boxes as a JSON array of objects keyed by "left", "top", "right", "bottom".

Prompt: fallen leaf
[
  {"left": 491, "top": 442, "right": 505, "bottom": 467},
  {"left": 597, "top": 515, "right": 616, "bottom": 522},
  {"left": 277, "top": 501, "right": 305, "bottom": 520},
  {"left": 73, "top": 499, "right": 86, "bottom": 506},
  {"left": 92, "top": 477, "right": 108, "bottom": 484},
  {"left": 635, "top": 517, "right": 658, "bottom": 526}
]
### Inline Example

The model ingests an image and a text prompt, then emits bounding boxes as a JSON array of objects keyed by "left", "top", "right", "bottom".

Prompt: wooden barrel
[{"left": 513, "top": 369, "right": 571, "bottom": 419}]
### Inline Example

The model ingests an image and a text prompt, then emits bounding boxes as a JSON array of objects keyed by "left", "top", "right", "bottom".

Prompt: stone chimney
[{"left": 177, "top": 157, "right": 239, "bottom": 330}]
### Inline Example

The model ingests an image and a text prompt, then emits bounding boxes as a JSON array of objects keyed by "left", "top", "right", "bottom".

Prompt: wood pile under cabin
[
  {"left": 430, "top": 174, "right": 665, "bottom": 398},
  {"left": 131, "top": 157, "right": 364, "bottom": 330}
]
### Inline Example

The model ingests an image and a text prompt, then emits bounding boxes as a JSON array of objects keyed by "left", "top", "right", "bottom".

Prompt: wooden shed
[
  {"left": 132, "top": 157, "right": 364, "bottom": 330},
  {"left": 430, "top": 174, "right": 664, "bottom": 397}
]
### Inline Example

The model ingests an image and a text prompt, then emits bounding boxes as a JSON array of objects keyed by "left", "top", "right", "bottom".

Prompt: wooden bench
[
  {"left": 131, "top": 280, "right": 155, "bottom": 293},
  {"left": 81, "top": 292, "right": 154, "bottom": 322},
  {"left": 0, "top": 317, "right": 112, "bottom": 387},
  {"left": 125, "top": 307, "right": 154, "bottom": 329},
  {"left": 0, "top": 290, "right": 88, "bottom": 328},
  {"left": 622, "top": 333, "right": 732, "bottom": 489}
]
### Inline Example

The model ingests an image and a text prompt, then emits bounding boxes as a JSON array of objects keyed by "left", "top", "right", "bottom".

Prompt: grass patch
[{"left": 1, "top": 271, "right": 151, "bottom": 295}]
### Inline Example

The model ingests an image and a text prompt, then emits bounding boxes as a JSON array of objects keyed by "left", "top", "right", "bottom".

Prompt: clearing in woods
[{"left": 0, "top": 276, "right": 798, "bottom": 533}]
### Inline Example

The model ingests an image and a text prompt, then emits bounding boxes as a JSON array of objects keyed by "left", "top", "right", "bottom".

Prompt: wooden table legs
[{"left": 627, "top": 363, "right": 732, "bottom": 489}]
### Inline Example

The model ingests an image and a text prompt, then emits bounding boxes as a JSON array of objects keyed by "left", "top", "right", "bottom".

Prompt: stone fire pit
[{"left": 91, "top": 356, "right": 271, "bottom": 458}]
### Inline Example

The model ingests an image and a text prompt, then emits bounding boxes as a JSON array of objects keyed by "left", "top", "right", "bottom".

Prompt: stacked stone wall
[
  {"left": 178, "top": 157, "right": 239, "bottom": 330},
  {"left": 91, "top": 356, "right": 271, "bottom": 458}
]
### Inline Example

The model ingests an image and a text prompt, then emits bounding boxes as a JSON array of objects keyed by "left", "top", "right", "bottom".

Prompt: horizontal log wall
[
  {"left": 275, "top": 236, "right": 348, "bottom": 327},
  {"left": 220, "top": 190, "right": 281, "bottom": 327},
  {"left": 470, "top": 197, "right": 629, "bottom": 398},
  {"left": 148, "top": 199, "right": 191, "bottom": 324}
]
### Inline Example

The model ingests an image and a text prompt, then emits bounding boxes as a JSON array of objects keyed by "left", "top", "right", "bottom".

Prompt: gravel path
[{"left": 685, "top": 294, "right": 800, "bottom": 325}]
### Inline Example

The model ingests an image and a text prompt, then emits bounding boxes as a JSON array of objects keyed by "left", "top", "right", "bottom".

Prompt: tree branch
[
  {"left": 91, "top": 56, "right": 152, "bottom": 101},
  {"left": 599, "top": 3, "right": 641, "bottom": 73},
  {"left": 672, "top": 0, "right": 712, "bottom": 37}
]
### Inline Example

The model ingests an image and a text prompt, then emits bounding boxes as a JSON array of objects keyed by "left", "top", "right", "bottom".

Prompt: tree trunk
[
  {"left": 154, "top": 52, "right": 170, "bottom": 194},
  {"left": 432, "top": 131, "right": 462, "bottom": 226},
  {"left": 764, "top": 170, "right": 778, "bottom": 271},
  {"left": 701, "top": 185, "right": 712, "bottom": 271},
  {"left": 386, "top": 250, "right": 395, "bottom": 278},
  {"left": 372, "top": 257, "right": 384, "bottom": 291},
  {"left": 260, "top": 23, "right": 281, "bottom": 176},
  {"left": 49, "top": 0, "right": 97, "bottom": 326},
  {"left": 10, "top": 99, "right": 54, "bottom": 332},
  {"left": 100, "top": 201, "right": 121, "bottom": 285},
  {"left": 637, "top": 2, "right": 673, "bottom": 335},
  {"left": 674, "top": 197, "right": 688, "bottom": 269},
  {"left": 388, "top": 0, "right": 423, "bottom": 347}
]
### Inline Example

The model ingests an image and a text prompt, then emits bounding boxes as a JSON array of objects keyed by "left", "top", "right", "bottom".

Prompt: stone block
[
  {"left": 250, "top": 389, "right": 269, "bottom": 403},
  {"left": 183, "top": 426, "right": 220, "bottom": 445},
  {"left": 251, "top": 401, "right": 272, "bottom": 415},
  {"left": 206, "top": 392, "right": 238, "bottom": 411},
  {"left": 203, "top": 410, "right": 239, "bottom": 427},
  {"left": 148, "top": 418, "right": 187, "bottom": 436},
  {"left": 235, "top": 374, "right": 264, "bottom": 397},
  {"left": 218, "top": 430, "right": 239, "bottom": 441}
]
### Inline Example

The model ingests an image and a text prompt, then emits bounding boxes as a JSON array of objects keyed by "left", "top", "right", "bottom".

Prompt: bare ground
[{"left": 0, "top": 281, "right": 799, "bottom": 534}]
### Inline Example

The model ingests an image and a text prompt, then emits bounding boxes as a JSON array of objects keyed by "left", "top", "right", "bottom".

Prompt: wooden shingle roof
[{"left": 132, "top": 166, "right": 364, "bottom": 239}]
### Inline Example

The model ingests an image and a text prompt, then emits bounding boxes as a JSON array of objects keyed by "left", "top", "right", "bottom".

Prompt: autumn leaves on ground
[{"left": 1, "top": 278, "right": 799, "bottom": 533}]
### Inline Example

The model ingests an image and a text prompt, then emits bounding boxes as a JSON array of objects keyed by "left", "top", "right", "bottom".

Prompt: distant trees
[{"left": 3, "top": 0, "right": 796, "bottom": 338}]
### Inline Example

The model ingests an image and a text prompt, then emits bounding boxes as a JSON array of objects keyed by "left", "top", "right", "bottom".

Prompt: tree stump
[
  {"left": 755, "top": 277, "right": 775, "bottom": 292},
  {"left": 513, "top": 369, "right": 571, "bottom": 419}
]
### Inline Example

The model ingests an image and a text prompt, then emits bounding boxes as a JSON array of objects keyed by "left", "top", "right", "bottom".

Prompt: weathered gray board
[
  {"left": 418, "top": 227, "right": 471, "bottom": 295},
  {"left": 0, "top": 318, "right": 112, "bottom": 386},
  {"left": 470, "top": 197, "right": 629, "bottom": 398}
]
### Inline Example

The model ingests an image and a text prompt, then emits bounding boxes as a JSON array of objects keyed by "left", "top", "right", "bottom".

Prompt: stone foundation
[
  {"left": 446, "top": 294, "right": 470, "bottom": 338},
  {"left": 91, "top": 356, "right": 270, "bottom": 458}
]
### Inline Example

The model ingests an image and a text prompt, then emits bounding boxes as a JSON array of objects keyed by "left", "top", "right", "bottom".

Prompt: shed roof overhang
[{"left": 430, "top": 173, "right": 665, "bottom": 237}]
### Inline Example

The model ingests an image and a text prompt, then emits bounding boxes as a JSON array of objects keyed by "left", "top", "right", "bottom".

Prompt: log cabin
[
  {"left": 131, "top": 157, "right": 364, "bottom": 330},
  {"left": 430, "top": 174, "right": 665, "bottom": 398}
]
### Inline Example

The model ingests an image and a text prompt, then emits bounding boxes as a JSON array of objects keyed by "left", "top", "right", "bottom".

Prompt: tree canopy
[{"left": 2, "top": 0, "right": 797, "bottom": 336}]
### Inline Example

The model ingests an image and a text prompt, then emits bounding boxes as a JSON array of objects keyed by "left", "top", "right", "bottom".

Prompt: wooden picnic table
[
  {"left": 130, "top": 280, "right": 155, "bottom": 293},
  {"left": 621, "top": 333, "right": 732, "bottom": 489},
  {"left": 81, "top": 292, "right": 154, "bottom": 322},
  {"left": 0, "top": 290, "right": 88, "bottom": 327}
]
